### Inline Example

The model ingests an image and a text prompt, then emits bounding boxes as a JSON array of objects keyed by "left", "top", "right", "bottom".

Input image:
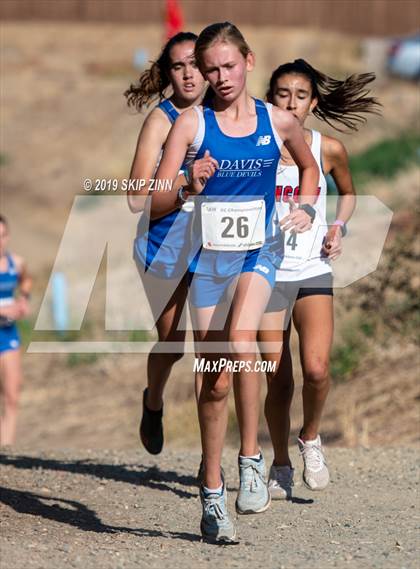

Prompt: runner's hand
[
  {"left": 0, "top": 301, "right": 23, "bottom": 321},
  {"left": 189, "top": 150, "right": 219, "bottom": 194},
  {"left": 322, "top": 225, "right": 342, "bottom": 260},
  {"left": 16, "top": 296, "right": 31, "bottom": 318},
  {"left": 280, "top": 198, "right": 313, "bottom": 233}
]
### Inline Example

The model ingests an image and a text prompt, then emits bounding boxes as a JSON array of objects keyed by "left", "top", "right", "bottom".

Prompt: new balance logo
[
  {"left": 255, "top": 264, "right": 269, "bottom": 274},
  {"left": 256, "top": 135, "right": 271, "bottom": 146}
]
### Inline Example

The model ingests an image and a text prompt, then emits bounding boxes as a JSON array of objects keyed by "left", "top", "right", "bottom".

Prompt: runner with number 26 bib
[{"left": 149, "top": 24, "right": 319, "bottom": 543}]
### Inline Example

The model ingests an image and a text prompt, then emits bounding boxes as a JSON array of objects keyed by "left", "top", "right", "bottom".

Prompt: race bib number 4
[
  {"left": 201, "top": 200, "right": 266, "bottom": 251},
  {"left": 283, "top": 223, "right": 329, "bottom": 267}
]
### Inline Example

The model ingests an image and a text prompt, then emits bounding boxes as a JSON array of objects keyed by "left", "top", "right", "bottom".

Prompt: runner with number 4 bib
[
  {"left": 125, "top": 33, "right": 205, "bottom": 456},
  {"left": 258, "top": 59, "right": 380, "bottom": 499},
  {"left": 150, "top": 25, "right": 319, "bottom": 543}
]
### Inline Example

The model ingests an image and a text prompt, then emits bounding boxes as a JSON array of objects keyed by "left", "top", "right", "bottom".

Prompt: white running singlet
[{"left": 275, "top": 130, "right": 332, "bottom": 281}]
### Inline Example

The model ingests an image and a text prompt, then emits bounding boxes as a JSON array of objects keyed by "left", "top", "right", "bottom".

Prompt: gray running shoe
[
  {"left": 268, "top": 464, "right": 294, "bottom": 500},
  {"left": 298, "top": 435, "right": 330, "bottom": 491},
  {"left": 200, "top": 484, "right": 237, "bottom": 544},
  {"left": 235, "top": 454, "right": 271, "bottom": 514}
]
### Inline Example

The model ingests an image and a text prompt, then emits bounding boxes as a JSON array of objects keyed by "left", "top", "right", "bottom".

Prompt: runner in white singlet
[{"left": 258, "top": 59, "right": 380, "bottom": 497}]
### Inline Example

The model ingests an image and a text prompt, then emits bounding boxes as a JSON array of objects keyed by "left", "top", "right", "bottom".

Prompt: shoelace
[
  {"left": 241, "top": 463, "right": 265, "bottom": 492},
  {"left": 204, "top": 495, "right": 226, "bottom": 521},
  {"left": 300, "top": 443, "right": 325, "bottom": 472}
]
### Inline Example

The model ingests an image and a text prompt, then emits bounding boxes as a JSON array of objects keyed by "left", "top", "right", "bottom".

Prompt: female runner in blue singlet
[
  {"left": 0, "top": 215, "right": 32, "bottom": 446},
  {"left": 149, "top": 23, "right": 319, "bottom": 543},
  {"left": 258, "top": 60, "right": 380, "bottom": 499},
  {"left": 125, "top": 32, "right": 205, "bottom": 455}
]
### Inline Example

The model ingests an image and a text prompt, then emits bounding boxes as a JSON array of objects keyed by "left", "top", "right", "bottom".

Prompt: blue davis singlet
[
  {"left": 134, "top": 99, "right": 193, "bottom": 279},
  {"left": 187, "top": 99, "right": 284, "bottom": 277},
  {"left": 0, "top": 253, "right": 20, "bottom": 352}
]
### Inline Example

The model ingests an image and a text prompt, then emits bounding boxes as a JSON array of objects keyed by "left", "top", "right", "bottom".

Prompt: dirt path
[{"left": 0, "top": 446, "right": 418, "bottom": 568}]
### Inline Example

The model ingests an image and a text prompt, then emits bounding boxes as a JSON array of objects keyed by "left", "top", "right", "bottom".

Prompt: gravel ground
[{"left": 0, "top": 447, "right": 418, "bottom": 569}]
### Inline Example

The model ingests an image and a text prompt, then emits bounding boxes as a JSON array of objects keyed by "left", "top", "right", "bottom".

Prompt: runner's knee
[
  {"left": 304, "top": 361, "right": 329, "bottom": 387},
  {"left": 3, "top": 388, "right": 20, "bottom": 410},
  {"left": 150, "top": 344, "right": 184, "bottom": 364},
  {"left": 266, "top": 375, "right": 294, "bottom": 402},
  {"left": 229, "top": 332, "right": 257, "bottom": 358},
  {"left": 204, "top": 374, "right": 230, "bottom": 401},
  {"left": 264, "top": 359, "right": 281, "bottom": 382},
  {"left": 163, "top": 351, "right": 184, "bottom": 366}
]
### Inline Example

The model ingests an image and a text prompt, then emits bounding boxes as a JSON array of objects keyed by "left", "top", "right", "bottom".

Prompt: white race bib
[
  {"left": 282, "top": 223, "right": 328, "bottom": 268},
  {"left": 201, "top": 200, "right": 266, "bottom": 251}
]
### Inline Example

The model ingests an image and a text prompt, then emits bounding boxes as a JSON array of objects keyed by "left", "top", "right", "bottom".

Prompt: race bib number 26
[{"left": 201, "top": 200, "right": 266, "bottom": 251}]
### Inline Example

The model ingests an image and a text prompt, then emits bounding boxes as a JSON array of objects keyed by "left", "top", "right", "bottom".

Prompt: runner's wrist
[
  {"left": 333, "top": 219, "right": 347, "bottom": 237},
  {"left": 177, "top": 186, "right": 190, "bottom": 205},
  {"left": 298, "top": 204, "right": 316, "bottom": 222},
  {"left": 183, "top": 167, "right": 191, "bottom": 185}
]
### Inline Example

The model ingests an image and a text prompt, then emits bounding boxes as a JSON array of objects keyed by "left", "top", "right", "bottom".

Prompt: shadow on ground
[
  {"left": 0, "top": 486, "right": 202, "bottom": 541},
  {"left": 0, "top": 454, "right": 197, "bottom": 499}
]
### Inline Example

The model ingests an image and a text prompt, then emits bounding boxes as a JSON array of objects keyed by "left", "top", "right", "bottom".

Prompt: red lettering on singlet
[{"left": 275, "top": 185, "right": 321, "bottom": 202}]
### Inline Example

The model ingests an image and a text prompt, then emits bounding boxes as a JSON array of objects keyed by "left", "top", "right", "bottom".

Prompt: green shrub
[
  {"left": 330, "top": 339, "right": 363, "bottom": 381},
  {"left": 349, "top": 132, "right": 420, "bottom": 188},
  {"left": 330, "top": 317, "right": 374, "bottom": 381},
  {"left": 128, "top": 329, "right": 150, "bottom": 342},
  {"left": 16, "top": 319, "right": 33, "bottom": 347},
  {"left": 66, "top": 353, "right": 99, "bottom": 367}
]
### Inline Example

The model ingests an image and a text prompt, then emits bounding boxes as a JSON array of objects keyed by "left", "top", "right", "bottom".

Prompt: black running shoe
[{"left": 139, "top": 388, "right": 163, "bottom": 455}]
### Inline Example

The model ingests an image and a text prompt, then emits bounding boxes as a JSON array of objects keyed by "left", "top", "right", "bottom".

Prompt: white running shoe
[
  {"left": 298, "top": 435, "right": 329, "bottom": 491},
  {"left": 268, "top": 464, "right": 294, "bottom": 500},
  {"left": 235, "top": 454, "right": 271, "bottom": 514}
]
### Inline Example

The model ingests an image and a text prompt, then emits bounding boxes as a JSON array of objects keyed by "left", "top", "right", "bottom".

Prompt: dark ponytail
[
  {"left": 125, "top": 32, "right": 198, "bottom": 111},
  {"left": 267, "top": 59, "right": 381, "bottom": 132}
]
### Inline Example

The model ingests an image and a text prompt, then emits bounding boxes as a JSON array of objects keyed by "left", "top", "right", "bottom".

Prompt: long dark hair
[
  {"left": 266, "top": 59, "right": 381, "bottom": 132},
  {"left": 125, "top": 31, "right": 198, "bottom": 111}
]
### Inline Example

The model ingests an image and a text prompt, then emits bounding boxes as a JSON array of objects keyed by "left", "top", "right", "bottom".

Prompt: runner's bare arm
[
  {"left": 149, "top": 110, "right": 198, "bottom": 219},
  {"left": 127, "top": 108, "right": 171, "bottom": 213},
  {"left": 16, "top": 256, "right": 32, "bottom": 297},
  {"left": 321, "top": 136, "right": 356, "bottom": 258},
  {"left": 149, "top": 108, "right": 219, "bottom": 219},
  {"left": 273, "top": 109, "right": 319, "bottom": 232},
  {"left": 322, "top": 135, "right": 356, "bottom": 223}
]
